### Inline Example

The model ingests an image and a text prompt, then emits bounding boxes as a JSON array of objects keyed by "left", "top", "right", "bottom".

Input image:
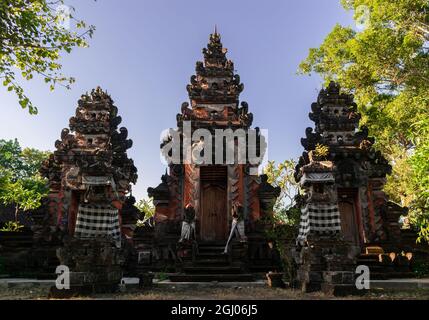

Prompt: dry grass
[
  {"left": 97, "top": 287, "right": 328, "bottom": 300},
  {"left": 1, "top": 285, "right": 429, "bottom": 300}
]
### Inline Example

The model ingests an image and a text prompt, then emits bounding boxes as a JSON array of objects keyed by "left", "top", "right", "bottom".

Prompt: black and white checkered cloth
[
  {"left": 297, "top": 203, "right": 341, "bottom": 244},
  {"left": 74, "top": 204, "right": 121, "bottom": 247}
]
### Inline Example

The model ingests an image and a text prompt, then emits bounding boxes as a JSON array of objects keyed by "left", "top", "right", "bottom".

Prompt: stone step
[
  {"left": 196, "top": 252, "right": 225, "bottom": 257},
  {"left": 358, "top": 262, "right": 385, "bottom": 268},
  {"left": 197, "top": 242, "right": 245, "bottom": 249},
  {"left": 356, "top": 256, "right": 413, "bottom": 277},
  {"left": 183, "top": 266, "right": 243, "bottom": 274},
  {"left": 357, "top": 258, "right": 381, "bottom": 264},
  {"left": 367, "top": 267, "right": 394, "bottom": 274},
  {"left": 197, "top": 247, "right": 244, "bottom": 254},
  {"left": 383, "top": 272, "right": 415, "bottom": 279},
  {"left": 249, "top": 266, "right": 278, "bottom": 273},
  {"left": 370, "top": 278, "right": 429, "bottom": 290},
  {"left": 357, "top": 255, "right": 380, "bottom": 262},
  {"left": 196, "top": 252, "right": 227, "bottom": 259},
  {"left": 169, "top": 273, "right": 254, "bottom": 282},
  {"left": 197, "top": 251, "right": 224, "bottom": 255},
  {"left": 35, "top": 273, "right": 57, "bottom": 280},
  {"left": 369, "top": 272, "right": 415, "bottom": 280},
  {"left": 197, "top": 246, "right": 226, "bottom": 252},
  {"left": 192, "top": 259, "right": 230, "bottom": 266},
  {"left": 369, "top": 273, "right": 390, "bottom": 280},
  {"left": 197, "top": 240, "right": 229, "bottom": 245}
]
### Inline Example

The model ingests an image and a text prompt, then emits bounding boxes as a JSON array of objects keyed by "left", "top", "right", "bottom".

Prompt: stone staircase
[
  {"left": 356, "top": 246, "right": 414, "bottom": 280},
  {"left": 169, "top": 241, "right": 254, "bottom": 282}
]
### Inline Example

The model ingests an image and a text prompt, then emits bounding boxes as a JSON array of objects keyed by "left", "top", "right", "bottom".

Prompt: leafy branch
[{"left": 0, "top": 0, "right": 95, "bottom": 114}]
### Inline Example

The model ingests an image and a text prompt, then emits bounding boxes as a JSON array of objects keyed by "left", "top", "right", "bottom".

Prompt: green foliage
[
  {"left": 0, "top": 0, "right": 95, "bottom": 114},
  {"left": 263, "top": 159, "right": 301, "bottom": 225},
  {"left": 0, "top": 173, "right": 48, "bottom": 211},
  {"left": 408, "top": 119, "right": 429, "bottom": 242},
  {"left": 0, "top": 139, "right": 50, "bottom": 214},
  {"left": 135, "top": 198, "right": 155, "bottom": 226},
  {"left": 0, "top": 221, "right": 24, "bottom": 232},
  {"left": 263, "top": 217, "right": 299, "bottom": 281},
  {"left": 412, "top": 259, "right": 429, "bottom": 278},
  {"left": 263, "top": 160, "right": 301, "bottom": 281},
  {"left": 156, "top": 271, "right": 168, "bottom": 281},
  {"left": 299, "top": 0, "right": 429, "bottom": 242},
  {"left": 0, "top": 139, "right": 50, "bottom": 180}
]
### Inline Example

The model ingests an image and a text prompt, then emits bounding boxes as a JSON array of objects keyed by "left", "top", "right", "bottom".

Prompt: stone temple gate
[
  {"left": 36, "top": 87, "right": 139, "bottom": 293},
  {"left": 293, "top": 82, "right": 415, "bottom": 293},
  {"left": 138, "top": 30, "right": 281, "bottom": 281},
  {"left": 1, "top": 30, "right": 425, "bottom": 294}
]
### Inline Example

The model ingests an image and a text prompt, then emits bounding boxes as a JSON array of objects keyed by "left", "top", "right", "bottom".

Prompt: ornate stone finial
[
  {"left": 327, "top": 81, "right": 340, "bottom": 94},
  {"left": 147, "top": 173, "right": 170, "bottom": 203}
]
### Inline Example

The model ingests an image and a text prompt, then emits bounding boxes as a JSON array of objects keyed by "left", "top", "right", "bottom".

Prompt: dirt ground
[{"left": 1, "top": 286, "right": 429, "bottom": 300}]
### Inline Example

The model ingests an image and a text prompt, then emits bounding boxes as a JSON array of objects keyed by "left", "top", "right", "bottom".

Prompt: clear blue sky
[{"left": 0, "top": 0, "right": 354, "bottom": 200}]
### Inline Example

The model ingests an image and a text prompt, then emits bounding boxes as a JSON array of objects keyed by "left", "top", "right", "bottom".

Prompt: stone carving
[
  {"left": 294, "top": 82, "right": 409, "bottom": 293},
  {"left": 179, "top": 204, "right": 196, "bottom": 243},
  {"left": 143, "top": 31, "right": 280, "bottom": 276},
  {"left": 258, "top": 174, "right": 281, "bottom": 216},
  {"left": 37, "top": 87, "right": 138, "bottom": 295}
]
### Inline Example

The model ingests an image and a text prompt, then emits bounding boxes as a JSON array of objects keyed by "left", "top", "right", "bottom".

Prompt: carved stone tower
[
  {"left": 294, "top": 82, "right": 408, "bottom": 293},
  {"left": 140, "top": 31, "right": 280, "bottom": 279},
  {"left": 39, "top": 87, "right": 138, "bottom": 294}
]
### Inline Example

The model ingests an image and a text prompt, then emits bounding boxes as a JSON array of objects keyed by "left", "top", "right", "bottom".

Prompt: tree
[
  {"left": 408, "top": 118, "right": 429, "bottom": 242},
  {"left": 0, "top": 0, "right": 95, "bottom": 114},
  {"left": 263, "top": 160, "right": 301, "bottom": 281},
  {"left": 263, "top": 159, "right": 301, "bottom": 226},
  {"left": 299, "top": 0, "right": 429, "bottom": 242},
  {"left": 135, "top": 198, "right": 155, "bottom": 226},
  {"left": 0, "top": 139, "right": 50, "bottom": 221}
]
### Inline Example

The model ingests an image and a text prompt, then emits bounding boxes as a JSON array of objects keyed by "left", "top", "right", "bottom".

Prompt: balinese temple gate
[
  {"left": 4, "top": 31, "right": 422, "bottom": 294},
  {"left": 38, "top": 87, "right": 138, "bottom": 294},
  {"left": 293, "top": 82, "right": 412, "bottom": 293},
  {"left": 140, "top": 31, "right": 281, "bottom": 281}
]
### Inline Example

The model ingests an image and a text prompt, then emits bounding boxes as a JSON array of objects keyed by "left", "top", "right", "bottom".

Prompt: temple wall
[
  {"left": 366, "top": 183, "right": 377, "bottom": 237},
  {"left": 47, "top": 192, "right": 61, "bottom": 227},
  {"left": 171, "top": 167, "right": 184, "bottom": 221},
  {"left": 154, "top": 205, "right": 172, "bottom": 222},
  {"left": 237, "top": 165, "right": 245, "bottom": 205},
  {"left": 247, "top": 176, "right": 261, "bottom": 222},
  {"left": 355, "top": 187, "right": 367, "bottom": 244},
  {"left": 184, "top": 164, "right": 200, "bottom": 215},
  {"left": 227, "top": 165, "right": 239, "bottom": 221},
  {"left": 68, "top": 191, "right": 79, "bottom": 235}
]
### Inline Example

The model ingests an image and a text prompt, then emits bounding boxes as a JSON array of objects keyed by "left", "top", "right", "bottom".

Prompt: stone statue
[
  {"left": 179, "top": 204, "right": 196, "bottom": 243},
  {"left": 224, "top": 201, "right": 246, "bottom": 253}
]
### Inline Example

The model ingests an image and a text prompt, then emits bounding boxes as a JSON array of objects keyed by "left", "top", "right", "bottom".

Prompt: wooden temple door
[
  {"left": 200, "top": 166, "right": 228, "bottom": 241},
  {"left": 338, "top": 189, "right": 360, "bottom": 246}
]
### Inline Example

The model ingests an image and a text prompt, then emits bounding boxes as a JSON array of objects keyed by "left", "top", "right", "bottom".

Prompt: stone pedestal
[
  {"left": 296, "top": 238, "right": 359, "bottom": 295},
  {"left": 50, "top": 237, "right": 124, "bottom": 297}
]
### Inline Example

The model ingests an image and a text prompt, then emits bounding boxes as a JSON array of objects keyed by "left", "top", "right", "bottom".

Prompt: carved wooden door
[
  {"left": 200, "top": 166, "right": 228, "bottom": 241},
  {"left": 338, "top": 200, "right": 360, "bottom": 246},
  {"left": 200, "top": 182, "right": 227, "bottom": 241}
]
